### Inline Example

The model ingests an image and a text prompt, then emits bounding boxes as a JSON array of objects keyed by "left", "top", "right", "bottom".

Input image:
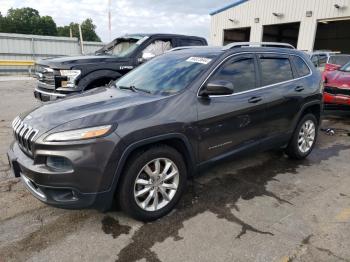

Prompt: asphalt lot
[{"left": 0, "top": 79, "right": 350, "bottom": 262}]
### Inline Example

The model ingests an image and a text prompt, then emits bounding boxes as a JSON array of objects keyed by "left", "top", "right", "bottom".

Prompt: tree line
[{"left": 0, "top": 7, "right": 101, "bottom": 42}]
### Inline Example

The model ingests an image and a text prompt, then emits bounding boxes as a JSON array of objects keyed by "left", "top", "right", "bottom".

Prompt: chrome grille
[
  {"left": 35, "top": 65, "right": 55, "bottom": 86},
  {"left": 12, "top": 116, "right": 39, "bottom": 156}
]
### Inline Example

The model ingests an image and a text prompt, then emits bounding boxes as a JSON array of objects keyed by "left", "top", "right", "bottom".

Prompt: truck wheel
[
  {"left": 118, "top": 145, "right": 187, "bottom": 221},
  {"left": 285, "top": 114, "right": 318, "bottom": 159}
]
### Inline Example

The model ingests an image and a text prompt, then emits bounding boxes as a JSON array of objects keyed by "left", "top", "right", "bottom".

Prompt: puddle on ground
[
  {"left": 101, "top": 216, "right": 131, "bottom": 238},
  {"left": 0, "top": 211, "right": 91, "bottom": 260},
  {"left": 110, "top": 143, "right": 350, "bottom": 262}
]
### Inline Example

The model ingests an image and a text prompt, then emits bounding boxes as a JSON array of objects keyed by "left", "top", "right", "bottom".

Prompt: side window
[
  {"left": 311, "top": 55, "right": 319, "bottom": 67},
  {"left": 260, "top": 57, "right": 294, "bottom": 86},
  {"left": 142, "top": 39, "right": 173, "bottom": 58},
  {"left": 318, "top": 54, "right": 327, "bottom": 67},
  {"left": 178, "top": 38, "right": 204, "bottom": 46},
  {"left": 291, "top": 56, "right": 311, "bottom": 77},
  {"left": 209, "top": 56, "right": 256, "bottom": 93}
]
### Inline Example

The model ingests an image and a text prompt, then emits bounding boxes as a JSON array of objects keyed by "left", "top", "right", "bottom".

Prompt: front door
[{"left": 196, "top": 54, "right": 267, "bottom": 163}]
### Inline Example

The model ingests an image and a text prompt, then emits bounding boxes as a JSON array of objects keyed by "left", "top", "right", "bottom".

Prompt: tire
[
  {"left": 117, "top": 145, "right": 187, "bottom": 221},
  {"left": 285, "top": 113, "right": 318, "bottom": 159}
]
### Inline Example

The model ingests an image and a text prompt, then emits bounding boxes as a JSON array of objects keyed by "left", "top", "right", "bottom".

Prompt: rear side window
[
  {"left": 291, "top": 56, "right": 310, "bottom": 77},
  {"left": 209, "top": 57, "right": 256, "bottom": 93},
  {"left": 178, "top": 38, "right": 204, "bottom": 46},
  {"left": 260, "top": 57, "right": 293, "bottom": 86},
  {"left": 328, "top": 55, "right": 350, "bottom": 66},
  {"left": 311, "top": 55, "right": 319, "bottom": 67},
  {"left": 318, "top": 55, "right": 327, "bottom": 67}
]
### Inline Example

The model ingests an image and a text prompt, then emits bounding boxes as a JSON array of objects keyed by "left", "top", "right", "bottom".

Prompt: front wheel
[
  {"left": 118, "top": 145, "right": 187, "bottom": 221},
  {"left": 285, "top": 114, "right": 318, "bottom": 159}
]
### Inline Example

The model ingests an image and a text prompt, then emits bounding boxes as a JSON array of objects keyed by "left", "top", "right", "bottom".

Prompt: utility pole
[
  {"left": 108, "top": 0, "right": 112, "bottom": 41},
  {"left": 78, "top": 24, "right": 84, "bottom": 54},
  {"left": 69, "top": 27, "right": 73, "bottom": 38}
]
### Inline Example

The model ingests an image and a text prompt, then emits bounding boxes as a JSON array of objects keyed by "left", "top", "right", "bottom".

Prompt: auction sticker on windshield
[{"left": 186, "top": 57, "right": 212, "bottom": 64}]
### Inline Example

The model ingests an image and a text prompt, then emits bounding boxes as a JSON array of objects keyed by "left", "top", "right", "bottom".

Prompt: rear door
[
  {"left": 196, "top": 53, "right": 267, "bottom": 163},
  {"left": 259, "top": 53, "right": 310, "bottom": 143}
]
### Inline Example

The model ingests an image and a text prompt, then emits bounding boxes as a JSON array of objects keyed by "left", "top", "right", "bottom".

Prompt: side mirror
[
  {"left": 140, "top": 52, "right": 156, "bottom": 63},
  {"left": 199, "top": 80, "right": 234, "bottom": 97}
]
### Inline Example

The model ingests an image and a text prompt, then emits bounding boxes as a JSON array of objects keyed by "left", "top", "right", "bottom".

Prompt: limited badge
[{"left": 119, "top": 66, "right": 134, "bottom": 70}]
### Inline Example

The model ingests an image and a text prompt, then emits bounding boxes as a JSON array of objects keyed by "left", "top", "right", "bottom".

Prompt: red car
[
  {"left": 325, "top": 55, "right": 350, "bottom": 72},
  {"left": 323, "top": 61, "right": 350, "bottom": 109},
  {"left": 322, "top": 54, "right": 350, "bottom": 81}
]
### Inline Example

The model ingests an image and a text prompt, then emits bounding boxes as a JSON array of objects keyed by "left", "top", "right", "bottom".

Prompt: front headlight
[
  {"left": 60, "top": 70, "right": 81, "bottom": 88},
  {"left": 45, "top": 125, "right": 112, "bottom": 142}
]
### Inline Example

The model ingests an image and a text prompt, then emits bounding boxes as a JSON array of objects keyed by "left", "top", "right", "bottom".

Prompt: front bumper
[
  {"left": 7, "top": 133, "right": 123, "bottom": 210},
  {"left": 34, "top": 84, "right": 80, "bottom": 102},
  {"left": 34, "top": 87, "right": 67, "bottom": 102}
]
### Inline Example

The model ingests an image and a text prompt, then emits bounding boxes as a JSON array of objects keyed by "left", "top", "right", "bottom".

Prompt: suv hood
[
  {"left": 326, "top": 70, "right": 350, "bottom": 88},
  {"left": 36, "top": 55, "right": 129, "bottom": 70},
  {"left": 20, "top": 87, "right": 161, "bottom": 138}
]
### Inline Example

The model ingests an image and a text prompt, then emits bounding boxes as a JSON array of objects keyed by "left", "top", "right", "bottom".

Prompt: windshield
[
  {"left": 115, "top": 53, "right": 216, "bottom": 95},
  {"left": 340, "top": 61, "right": 350, "bottom": 72},
  {"left": 329, "top": 55, "right": 350, "bottom": 66},
  {"left": 96, "top": 35, "right": 148, "bottom": 57}
]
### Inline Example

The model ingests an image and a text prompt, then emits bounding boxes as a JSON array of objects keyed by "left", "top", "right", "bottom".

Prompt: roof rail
[
  {"left": 168, "top": 46, "right": 194, "bottom": 52},
  {"left": 167, "top": 46, "right": 209, "bottom": 52},
  {"left": 222, "top": 42, "right": 295, "bottom": 50}
]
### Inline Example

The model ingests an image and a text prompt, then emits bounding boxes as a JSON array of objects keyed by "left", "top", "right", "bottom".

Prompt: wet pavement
[{"left": 0, "top": 80, "right": 350, "bottom": 262}]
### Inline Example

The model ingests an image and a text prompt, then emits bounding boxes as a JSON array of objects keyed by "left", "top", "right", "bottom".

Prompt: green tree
[
  {"left": 0, "top": 12, "right": 3, "bottom": 32},
  {"left": 36, "top": 16, "right": 57, "bottom": 36},
  {"left": 4, "top": 7, "right": 40, "bottom": 34},
  {"left": 57, "top": 22, "right": 79, "bottom": 38},
  {"left": 0, "top": 7, "right": 101, "bottom": 41},
  {"left": 81, "top": 18, "right": 101, "bottom": 42},
  {"left": 0, "top": 7, "right": 58, "bottom": 36},
  {"left": 57, "top": 19, "right": 101, "bottom": 42}
]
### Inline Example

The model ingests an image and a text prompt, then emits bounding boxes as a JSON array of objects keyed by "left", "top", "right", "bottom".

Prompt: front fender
[
  {"left": 99, "top": 133, "right": 197, "bottom": 210},
  {"left": 77, "top": 70, "right": 122, "bottom": 91},
  {"left": 291, "top": 100, "right": 323, "bottom": 132}
]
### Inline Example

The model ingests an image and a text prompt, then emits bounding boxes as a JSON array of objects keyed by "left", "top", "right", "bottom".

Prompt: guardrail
[
  {"left": 0, "top": 60, "right": 35, "bottom": 66},
  {"left": 0, "top": 60, "right": 35, "bottom": 75}
]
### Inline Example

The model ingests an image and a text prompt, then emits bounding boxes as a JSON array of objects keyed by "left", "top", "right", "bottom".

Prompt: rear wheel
[
  {"left": 118, "top": 145, "right": 187, "bottom": 221},
  {"left": 285, "top": 114, "right": 318, "bottom": 159}
]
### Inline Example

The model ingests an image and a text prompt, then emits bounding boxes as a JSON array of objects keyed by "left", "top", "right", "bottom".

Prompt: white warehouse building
[{"left": 210, "top": 0, "right": 350, "bottom": 53}]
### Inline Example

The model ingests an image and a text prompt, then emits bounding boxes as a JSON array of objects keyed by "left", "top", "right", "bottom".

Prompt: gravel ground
[{"left": 0, "top": 80, "right": 350, "bottom": 262}]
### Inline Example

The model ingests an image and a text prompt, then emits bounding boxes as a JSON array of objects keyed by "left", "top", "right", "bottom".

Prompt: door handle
[
  {"left": 248, "top": 96, "right": 262, "bottom": 104},
  {"left": 295, "top": 86, "right": 305, "bottom": 92}
]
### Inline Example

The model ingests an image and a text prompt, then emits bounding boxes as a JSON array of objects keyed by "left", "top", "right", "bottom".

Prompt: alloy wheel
[
  {"left": 298, "top": 120, "right": 316, "bottom": 153},
  {"left": 134, "top": 158, "right": 180, "bottom": 212}
]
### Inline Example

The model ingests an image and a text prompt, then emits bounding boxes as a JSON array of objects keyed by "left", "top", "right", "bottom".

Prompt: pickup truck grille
[
  {"left": 12, "top": 116, "right": 39, "bottom": 156},
  {"left": 324, "top": 86, "right": 350, "bottom": 96},
  {"left": 35, "top": 65, "right": 55, "bottom": 88}
]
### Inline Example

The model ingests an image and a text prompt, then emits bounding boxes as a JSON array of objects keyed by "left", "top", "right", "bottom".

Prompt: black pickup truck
[{"left": 34, "top": 33, "right": 207, "bottom": 101}]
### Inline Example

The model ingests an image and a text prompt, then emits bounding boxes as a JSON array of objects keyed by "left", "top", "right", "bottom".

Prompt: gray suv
[{"left": 8, "top": 42, "right": 323, "bottom": 221}]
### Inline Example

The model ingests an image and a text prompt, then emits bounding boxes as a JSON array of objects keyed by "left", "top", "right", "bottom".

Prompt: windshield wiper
[{"left": 117, "top": 85, "right": 151, "bottom": 94}]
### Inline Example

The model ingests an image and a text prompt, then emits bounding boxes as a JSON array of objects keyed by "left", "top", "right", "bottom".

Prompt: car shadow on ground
[{"left": 102, "top": 113, "right": 350, "bottom": 262}]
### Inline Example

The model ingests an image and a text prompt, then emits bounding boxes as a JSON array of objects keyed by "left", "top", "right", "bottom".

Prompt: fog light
[{"left": 46, "top": 156, "right": 72, "bottom": 171}]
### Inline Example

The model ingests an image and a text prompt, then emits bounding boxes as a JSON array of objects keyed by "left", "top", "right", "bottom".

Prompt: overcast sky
[{"left": 0, "top": 0, "right": 234, "bottom": 42}]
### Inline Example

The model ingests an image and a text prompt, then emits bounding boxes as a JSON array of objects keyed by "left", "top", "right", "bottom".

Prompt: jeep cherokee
[{"left": 8, "top": 42, "right": 323, "bottom": 221}]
